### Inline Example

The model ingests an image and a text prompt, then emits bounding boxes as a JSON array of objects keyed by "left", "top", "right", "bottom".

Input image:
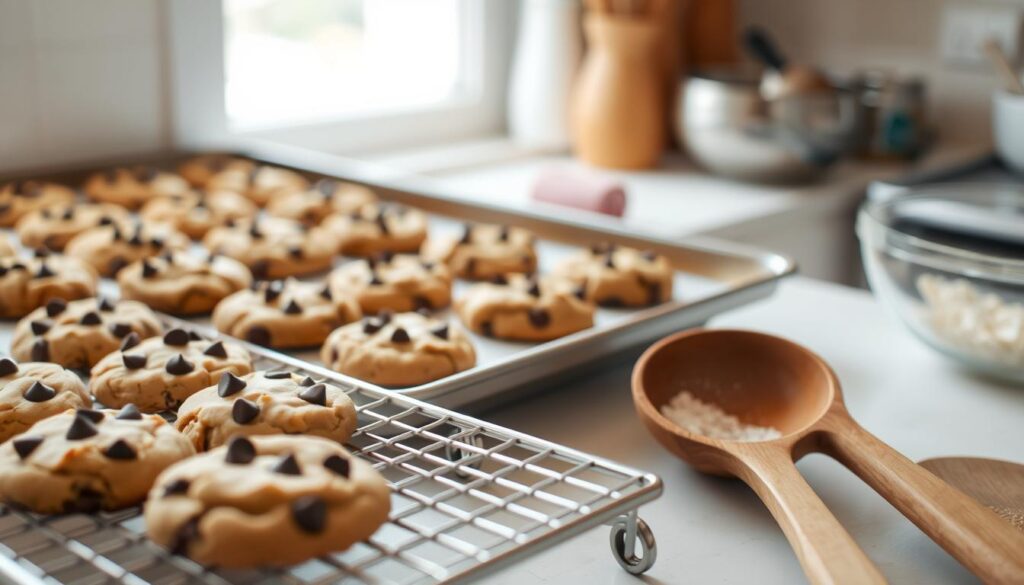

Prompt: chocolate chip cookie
[
  {"left": 0, "top": 406, "right": 195, "bottom": 513},
  {"left": 328, "top": 253, "right": 452, "bottom": 315},
  {"left": 0, "top": 253, "right": 98, "bottom": 318},
  {"left": 421, "top": 223, "right": 537, "bottom": 280},
  {"left": 212, "top": 279, "right": 360, "bottom": 348},
  {"left": 65, "top": 220, "right": 191, "bottom": 277},
  {"left": 202, "top": 217, "right": 338, "bottom": 279},
  {"left": 83, "top": 166, "right": 191, "bottom": 209},
  {"left": 11, "top": 297, "right": 162, "bottom": 369},
  {"left": 553, "top": 243, "right": 673, "bottom": 307},
  {"left": 90, "top": 329, "right": 253, "bottom": 412},
  {"left": 177, "top": 154, "right": 251, "bottom": 187},
  {"left": 0, "top": 236, "right": 14, "bottom": 258},
  {"left": 321, "top": 203, "right": 428, "bottom": 258},
  {"left": 118, "top": 252, "right": 252, "bottom": 316},
  {"left": 455, "top": 274, "right": 595, "bottom": 341},
  {"left": 0, "top": 180, "right": 76, "bottom": 227},
  {"left": 206, "top": 163, "right": 309, "bottom": 207},
  {"left": 140, "top": 189, "right": 259, "bottom": 239},
  {"left": 175, "top": 370, "right": 357, "bottom": 452},
  {"left": 321, "top": 311, "right": 475, "bottom": 387},
  {"left": 145, "top": 434, "right": 390, "bottom": 567},
  {"left": 15, "top": 203, "right": 133, "bottom": 251},
  {"left": 266, "top": 179, "right": 378, "bottom": 226},
  {"left": 0, "top": 358, "right": 91, "bottom": 442}
]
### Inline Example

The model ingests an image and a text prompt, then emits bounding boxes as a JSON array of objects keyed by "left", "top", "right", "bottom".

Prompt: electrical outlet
[{"left": 940, "top": 3, "right": 1022, "bottom": 66}]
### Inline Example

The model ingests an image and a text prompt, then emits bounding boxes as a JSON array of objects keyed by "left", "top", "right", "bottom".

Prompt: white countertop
[{"left": 480, "top": 276, "right": 1022, "bottom": 584}]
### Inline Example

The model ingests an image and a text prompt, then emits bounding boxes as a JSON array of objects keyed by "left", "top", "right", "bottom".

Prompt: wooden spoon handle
[
  {"left": 825, "top": 419, "right": 1024, "bottom": 584},
  {"left": 737, "top": 447, "right": 887, "bottom": 585}
]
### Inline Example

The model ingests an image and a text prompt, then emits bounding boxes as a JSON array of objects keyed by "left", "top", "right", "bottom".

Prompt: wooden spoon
[
  {"left": 919, "top": 457, "right": 1024, "bottom": 532},
  {"left": 632, "top": 328, "right": 1024, "bottom": 585}
]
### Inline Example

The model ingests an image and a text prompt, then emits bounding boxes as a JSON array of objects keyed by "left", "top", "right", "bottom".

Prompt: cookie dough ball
[
  {"left": 65, "top": 220, "right": 191, "bottom": 277},
  {"left": 328, "top": 253, "right": 452, "bottom": 315},
  {"left": 321, "top": 203, "right": 428, "bottom": 258},
  {"left": 203, "top": 217, "right": 338, "bottom": 280},
  {"left": 266, "top": 179, "right": 378, "bottom": 226},
  {"left": 140, "top": 189, "right": 258, "bottom": 239},
  {"left": 11, "top": 297, "right": 162, "bottom": 369},
  {"left": 0, "top": 406, "right": 195, "bottom": 513},
  {"left": 175, "top": 370, "right": 357, "bottom": 452},
  {"left": 15, "top": 203, "right": 132, "bottom": 251},
  {"left": 455, "top": 274, "right": 595, "bottom": 341},
  {"left": 213, "top": 279, "right": 360, "bottom": 349},
  {"left": 177, "top": 154, "right": 251, "bottom": 187},
  {"left": 421, "top": 223, "right": 537, "bottom": 281},
  {"left": 0, "top": 180, "right": 76, "bottom": 227},
  {"left": 321, "top": 311, "right": 475, "bottom": 387},
  {"left": 117, "top": 252, "right": 252, "bottom": 316},
  {"left": 145, "top": 435, "right": 390, "bottom": 567},
  {"left": 83, "top": 166, "right": 190, "bottom": 209},
  {"left": 206, "top": 163, "right": 309, "bottom": 207},
  {"left": 0, "top": 358, "right": 91, "bottom": 443},
  {"left": 554, "top": 243, "right": 673, "bottom": 307},
  {"left": 0, "top": 253, "right": 98, "bottom": 318}
]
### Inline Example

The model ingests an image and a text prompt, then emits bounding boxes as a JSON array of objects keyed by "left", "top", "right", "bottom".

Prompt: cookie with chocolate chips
[
  {"left": 0, "top": 359, "right": 91, "bottom": 442},
  {"left": 553, "top": 244, "right": 673, "bottom": 307},
  {"left": 175, "top": 370, "right": 357, "bottom": 451},
  {"left": 0, "top": 253, "right": 98, "bottom": 318},
  {"left": 64, "top": 220, "right": 191, "bottom": 277},
  {"left": 118, "top": 252, "right": 252, "bottom": 315},
  {"left": 212, "top": 278, "right": 360, "bottom": 349},
  {"left": 328, "top": 253, "right": 452, "bottom": 315},
  {"left": 83, "top": 166, "right": 191, "bottom": 209},
  {"left": 321, "top": 311, "right": 475, "bottom": 387},
  {"left": 421, "top": 222, "right": 538, "bottom": 280},
  {"left": 140, "top": 189, "right": 258, "bottom": 239},
  {"left": 0, "top": 180, "right": 76, "bottom": 227},
  {"left": 455, "top": 274, "right": 595, "bottom": 341},
  {"left": 15, "top": 203, "right": 133, "bottom": 251},
  {"left": 11, "top": 297, "right": 162, "bottom": 369},
  {"left": 202, "top": 217, "right": 338, "bottom": 279},
  {"left": 321, "top": 202, "right": 428, "bottom": 258},
  {"left": 145, "top": 434, "right": 389, "bottom": 567},
  {"left": 205, "top": 163, "right": 309, "bottom": 207},
  {"left": 177, "top": 154, "right": 252, "bottom": 187},
  {"left": 266, "top": 178, "right": 378, "bottom": 226},
  {"left": 0, "top": 406, "right": 194, "bottom": 513},
  {"left": 90, "top": 329, "right": 253, "bottom": 412}
]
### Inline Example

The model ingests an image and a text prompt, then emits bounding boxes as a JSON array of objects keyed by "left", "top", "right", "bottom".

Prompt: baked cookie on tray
[
  {"left": 15, "top": 203, "right": 132, "bottom": 251},
  {"left": 90, "top": 328, "right": 253, "bottom": 412},
  {"left": 177, "top": 154, "right": 251, "bottom": 187},
  {"left": 328, "top": 253, "right": 452, "bottom": 315},
  {"left": 175, "top": 370, "right": 358, "bottom": 452},
  {"left": 11, "top": 297, "right": 162, "bottom": 369},
  {"left": 65, "top": 220, "right": 191, "bottom": 277},
  {"left": 0, "top": 180, "right": 76, "bottom": 227},
  {"left": 145, "top": 434, "right": 390, "bottom": 568},
  {"left": 553, "top": 243, "right": 673, "bottom": 307},
  {"left": 212, "top": 279, "right": 360, "bottom": 348},
  {"left": 321, "top": 203, "right": 428, "bottom": 258},
  {"left": 0, "top": 253, "right": 98, "bottom": 319},
  {"left": 321, "top": 311, "right": 475, "bottom": 387},
  {"left": 0, "top": 236, "right": 14, "bottom": 258},
  {"left": 421, "top": 223, "right": 537, "bottom": 281},
  {"left": 266, "top": 178, "right": 378, "bottom": 226},
  {"left": 118, "top": 252, "right": 252, "bottom": 316},
  {"left": 202, "top": 217, "right": 338, "bottom": 280},
  {"left": 455, "top": 274, "right": 595, "bottom": 341},
  {"left": 0, "top": 358, "right": 91, "bottom": 443},
  {"left": 140, "top": 189, "right": 258, "bottom": 239},
  {"left": 0, "top": 406, "right": 195, "bottom": 513},
  {"left": 83, "top": 166, "right": 190, "bottom": 209},
  {"left": 206, "top": 163, "right": 309, "bottom": 207}
]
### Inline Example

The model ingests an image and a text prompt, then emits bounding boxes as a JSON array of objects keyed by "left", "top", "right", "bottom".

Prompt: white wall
[{"left": 0, "top": 0, "right": 169, "bottom": 173}]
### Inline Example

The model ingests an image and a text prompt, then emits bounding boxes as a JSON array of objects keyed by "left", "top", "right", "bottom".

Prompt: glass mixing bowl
[{"left": 857, "top": 184, "right": 1024, "bottom": 383}]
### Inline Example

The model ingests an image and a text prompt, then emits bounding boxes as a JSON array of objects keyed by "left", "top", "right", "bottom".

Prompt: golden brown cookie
[
  {"left": 321, "top": 203, "right": 428, "bottom": 258},
  {"left": 83, "top": 166, "right": 190, "bottom": 209},
  {"left": 139, "top": 189, "right": 258, "bottom": 239},
  {"left": 0, "top": 180, "right": 76, "bottom": 228},
  {"left": 65, "top": 220, "right": 191, "bottom": 277},
  {"left": 266, "top": 178, "right": 378, "bottom": 226},
  {"left": 117, "top": 252, "right": 252, "bottom": 315},
  {"left": 328, "top": 253, "right": 452, "bottom": 315},
  {"left": 421, "top": 223, "right": 537, "bottom": 281},
  {"left": 0, "top": 253, "right": 98, "bottom": 318},
  {"left": 202, "top": 217, "right": 338, "bottom": 279},
  {"left": 177, "top": 154, "right": 251, "bottom": 187},
  {"left": 0, "top": 358, "right": 91, "bottom": 443},
  {"left": 206, "top": 163, "right": 309, "bottom": 207},
  {"left": 455, "top": 274, "right": 595, "bottom": 341},
  {"left": 15, "top": 203, "right": 132, "bottom": 251},
  {"left": 0, "top": 236, "right": 14, "bottom": 257},
  {"left": 553, "top": 243, "right": 673, "bottom": 307}
]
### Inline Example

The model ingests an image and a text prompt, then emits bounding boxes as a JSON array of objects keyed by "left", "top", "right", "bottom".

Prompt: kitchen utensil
[
  {"left": 919, "top": 457, "right": 1024, "bottom": 532},
  {"left": 742, "top": 27, "right": 831, "bottom": 101},
  {"left": 633, "top": 328, "right": 1024, "bottom": 584},
  {"left": 984, "top": 40, "right": 1024, "bottom": 95},
  {"left": 994, "top": 89, "right": 1024, "bottom": 174},
  {"left": 851, "top": 70, "right": 929, "bottom": 160},
  {"left": 857, "top": 184, "right": 1024, "bottom": 383}
]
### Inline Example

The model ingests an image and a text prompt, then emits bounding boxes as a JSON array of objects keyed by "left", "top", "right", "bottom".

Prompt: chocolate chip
[
  {"left": 298, "top": 383, "right": 326, "bottom": 406},
  {"left": 527, "top": 308, "right": 550, "bottom": 328},
  {"left": 0, "top": 358, "right": 17, "bottom": 376},
  {"left": 601, "top": 297, "right": 624, "bottom": 308},
  {"left": 368, "top": 271, "right": 383, "bottom": 286},
  {"left": 12, "top": 435, "right": 42, "bottom": 459},
  {"left": 526, "top": 280, "right": 541, "bottom": 297},
  {"left": 231, "top": 398, "right": 260, "bottom": 424},
  {"left": 480, "top": 321, "right": 493, "bottom": 337},
  {"left": 490, "top": 274, "right": 507, "bottom": 286},
  {"left": 116, "top": 404, "right": 143, "bottom": 420},
  {"left": 127, "top": 229, "right": 144, "bottom": 247},
  {"left": 264, "top": 370, "right": 291, "bottom": 379},
  {"left": 163, "top": 478, "right": 190, "bottom": 497},
  {"left": 77, "top": 408, "right": 105, "bottom": 423},
  {"left": 110, "top": 224, "right": 123, "bottom": 241},
  {"left": 413, "top": 295, "right": 432, "bottom": 311},
  {"left": 0, "top": 266, "right": 7, "bottom": 277},
  {"left": 391, "top": 327, "right": 411, "bottom": 343},
  {"left": 378, "top": 309, "right": 393, "bottom": 324},
  {"left": 323, "top": 454, "right": 350, "bottom": 477},
  {"left": 141, "top": 259, "right": 158, "bottom": 278},
  {"left": 65, "top": 487, "right": 103, "bottom": 514},
  {"left": 422, "top": 261, "right": 435, "bottom": 271},
  {"left": 203, "top": 341, "right": 228, "bottom": 358},
  {"left": 248, "top": 222, "right": 262, "bottom": 239},
  {"left": 8, "top": 262, "right": 25, "bottom": 271},
  {"left": 123, "top": 353, "right": 146, "bottom": 369},
  {"left": 291, "top": 495, "right": 327, "bottom": 533},
  {"left": 108, "top": 257, "right": 127, "bottom": 274},
  {"left": 66, "top": 413, "right": 99, "bottom": 440},
  {"left": 498, "top": 225, "right": 509, "bottom": 242},
  {"left": 120, "top": 332, "right": 141, "bottom": 351},
  {"left": 23, "top": 381, "right": 56, "bottom": 402},
  {"left": 30, "top": 320, "right": 51, "bottom": 335},
  {"left": 163, "top": 328, "right": 190, "bottom": 346},
  {"left": 283, "top": 299, "right": 302, "bottom": 314},
  {"left": 45, "top": 298, "right": 66, "bottom": 317},
  {"left": 31, "top": 339, "right": 49, "bottom": 361},
  {"left": 251, "top": 260, "right": 269, "bottom": 280},
  {"left": 273, "top": 454, "right": 302, "bottom": 475},
  {"left": 104, "top": 439, "right": 136, "bottom": 460},
  {"left": 375, "top": 212, "right": 389, "bottom": 235},
  {"left": 246, "top": 326, "right": 271, "bottom": 346},
  {"left": 603, "top": 253, "right": 615, "bottom": 269},
  {"left": 98, "top": 215, "right": 113, "bottom": 226},
  {"left": 460, "top": 224, "right": 473, "bottom": 244},
  {"left": 166, "top": 354, "right": 194, "bottom": 376},
  {"left": 188, "top": 331, "right": 203, "bottom": 342},
  {"left": 61, "top": 207, "right": 75, "bottom": 221},
  {"left": 98, "top": 297, "right": 115, "bottom": 312},
  {"left": 574, "top": 284, "right": 588, "bottom": 300},
  {"left": 288, "top": 246, "right": 303, "bottom": 259},
  {"left": 319, "top": 285, "right": 332, "bottom": 301},
  {"left": 264, "top": 281, "right": 283, "bottom": 303},
  {"left": 109, "top": 323, "right": 132, "bottom": 338},
  {"left": 79, "top": 311, "right": 101, "bottom": 326},
  {"left": 362, "top": 317, "right": 382, "bottom": 335},
  {"left": 217, "top": 372, "right": 247, "bottom": 397},
  {"left": 225, "top": 436, "right": 256, "bottom": 464},
  {"left": 430, "top": 324, "right": 449, "bottom": 340},
  {"left": 299, "top": 376, "right": 316, "bottom": 387},
  {"left": 160, "top": 250, "right": 175, "bottom": 264}
]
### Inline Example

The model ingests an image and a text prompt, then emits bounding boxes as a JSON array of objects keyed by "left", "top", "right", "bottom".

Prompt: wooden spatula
[{"left": 919, "top": 457, "right": 1024, "bottom": 532}]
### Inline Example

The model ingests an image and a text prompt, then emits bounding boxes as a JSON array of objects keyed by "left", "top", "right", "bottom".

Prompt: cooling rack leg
[{"left": 608, "top": 510, "right": 657, "bottom": 575}]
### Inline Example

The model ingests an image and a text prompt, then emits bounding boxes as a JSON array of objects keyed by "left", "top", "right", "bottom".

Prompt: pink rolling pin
[{"left": 530, "top": 166, "right": 627, "bottom": 217}]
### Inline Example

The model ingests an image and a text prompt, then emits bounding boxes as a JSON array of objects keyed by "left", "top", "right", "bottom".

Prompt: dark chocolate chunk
[
  {"left": 77, "top": 408, "right": 105, "bottom": 423},
  {"left": 188, "top": 331, "right": 203, "bottom": 341},
  {"left": 248, "top": 222, "right": 262, "bottom": 239},
  {"left": 163, "top": 328, "right": 191, "bottom": 346},
  {"left": 603, "top": 253, "right": 615, "bottom": 269},
  {"left": 362, "top": 318, "right": 382, "bottom": 335},
  {"left": 24, "top": 381, "right": 56, "bottom": 402},
  {"left": 65, "top": 413, "right": 99, "bottom": 440},
  {"left": 109, "top": 322, "right": 132, "bottom": 338},
  {"left": 251, "top": 260, "right": 269, "bottom": 280},
  {"left": 127, "top": 228, "right": 144, "bottom": 247},
  {"left": 108, "top": 257, "right": 127, "bottom": 274},
  {"left": 98, "top": 297, "right": 115, "bottom": 312},
  {"left": 368, "top": 271, "right": 384, "bottom": 286},
  {"left": 459, "top": 224, "right": 473, "bottom": 244},
  {"left": 30, "top": 320, "right": 51, "bottom": 335},
  {"left": 375, "top": 212, "right": 389, "bottom": 235},
  {"left": 120, "top": 332, "right": 141, "bottom": 351},
  {"left": 498, "top": 225, "right": 509, "bottom": 242},
  {"left": 97, "top": 215, "right": 113, "bottom": 226},
  {"left": 0, "top": 358, "right": 17, "bottom": 376},
  {"left": 217, "top": 372, "right": 246, "bottom": 397},
  {"left": 104, "top": 439, "right": 136, "bottom": 460},
  {"left": 12, "top": 435, "right": 43, "bottom": 459},
  {"left": 8, "top": 262, "right": 25, "bottom": 271},
  {"left": 288, "top": 246, "right": 303, "bottom": 259},
  {"left": 116, "top": 404, "right": 143, "bottom": 420},
  {"left": 163, "top": 478, "right": 190, "bottom": 497},
  {"left": 526, "top": 280, "right": 541, "bottom": 297},
  {"left": 61, "top": 207, "right": 75, "bottom": 221},
  {"left": 0, "top": 265, "right": 7, "bottom": 277},
  {"left": 298, "top": 383, "right": 326, "bottom": 406},
  {"left": 323, "top": 454, "right": 350, "bottom": 477},
  {"left": 79, "top": 311, "right": 102, "bottom": 326},
  {"left": 246, "top": 326, "right": 271, "bottom": 346},
  {"left": 489, "top": 274, "right": 508, "bottom": 285},
  {"left": 291, "top": 495, "right": 327, "bottom": 533},
  {"left": 264, "top": 370, "right": 291, "bottom": 379},
  {"left": 480, "top": 321, "right": 493, "bottom": 337},
  {"left": 319, "top": 285, "right": 332, "bottom": 300},
  {"left": 601, "top": 296, "right": 624, "bottom": 308},
  {"left": 31, "top": 339, "right": 49, "bottom": 361},
  {"left": 45, "top": 298, "right": 66, "bottom": 317},
  {"left": 141, "top": 259, "right": 158, "bottom": 278},
  {"left": 272, "top": 453, "right": 302, "bottom": 476},
  {"left": 391, "top": 327, "right": 411, "bottom": 343},
  {"left": 413, "top": 295, "right": 431, "bottom": 311},
  {"left": 299, "top": 376, "right": 316, "bottom": 387},
  {"left": 123, "top": 353, "right": 146, "bottom": 370},
  {"left": 283, "top": 299, "right": 302, "bottom": 314},
  {"left": 203, "top": 341, "right": 227, "bottom": 358},
  {"left": 264, "top": 280, "right": 283, "bottom": 303},
  {"left": 430, "top": 324, "right": 449, "bottom": 340},
  {"left": 231, "top": 398, "right": 260, "bottom": 424},
  {"left": 225, "top": 436, "right": 256, "bottom": 464},
  {"left": 165, "top": 354, "right": 194, "bottom": 376},
  {"left": 527, "top": 308, "right": 551, "bottom": 328}
]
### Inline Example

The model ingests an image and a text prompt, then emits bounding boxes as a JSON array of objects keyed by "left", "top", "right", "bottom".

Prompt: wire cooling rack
[{"left": 0, "top": 324, "right": 662, "bottom": 585}]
